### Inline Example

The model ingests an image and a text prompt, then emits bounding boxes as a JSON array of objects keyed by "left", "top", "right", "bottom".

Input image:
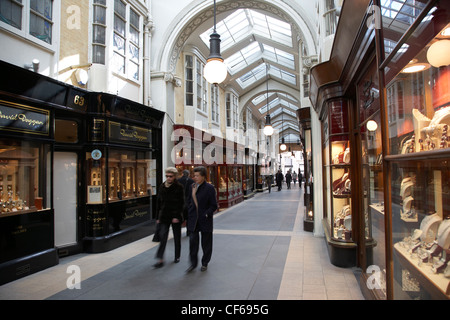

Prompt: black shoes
[
  {"left": 153, "top": 261, "right": 164, "bottom": 268},
  {"left": 186, "top": 265, "right": 196, "bottom": 273},
  {"left": 186, "top": 265, "right": 208, "bottom": 272}
]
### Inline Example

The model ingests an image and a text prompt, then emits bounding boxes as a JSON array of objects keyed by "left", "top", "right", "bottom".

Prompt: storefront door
[{"left": 54, "top": 152, "right": 78, "bottom": 248}]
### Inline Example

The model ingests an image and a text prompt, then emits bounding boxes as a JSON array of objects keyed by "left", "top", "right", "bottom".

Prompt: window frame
[
  {"left": 111, "top": 0, "right": 142, "bottom": 82},
  {"left": 0, "top": 0, "right": 57, "bottom": 51},
  {"left": 184, "top": 53, "right": 208, "bottom": 115}
]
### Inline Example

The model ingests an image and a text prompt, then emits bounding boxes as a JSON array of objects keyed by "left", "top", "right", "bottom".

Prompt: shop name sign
[
  {"left": 119, "top": 128, "right": 148, "bottom": 142},
  {"left": 109, "top": 121, "right": 151, "bottom": 146},
  {"left": 0, "top": 101, "right": 49, "bottom": 136}
]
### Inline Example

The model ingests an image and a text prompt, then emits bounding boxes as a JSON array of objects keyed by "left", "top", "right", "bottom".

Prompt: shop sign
[
  {"left": 0, "top": 100, "right": 49, "bottom": 136},
  {"left": 109, "top": 121, "right": 151, "bottom": 146},
  {"left": 124, "top": 206, "right": 150, "bottom": 221}
]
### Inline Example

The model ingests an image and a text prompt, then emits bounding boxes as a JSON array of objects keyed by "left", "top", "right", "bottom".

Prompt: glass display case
[
  {"left": 324, "top": 99, "right": 353, "bottom": 241},
  {"left": 386, "top": 24, "right": 450, "bottom": 299},
  {"left": 0, "top": 139, "right": 50, "bottom": 215},
  {"left": 358, "top": 60, "right": 386, "bottom": 298},
  {"left": 217, "top": 164, "right": 243, "bottom": 208},
  {"left": 218, "top": 165, "right": 227, "bottom": 201}
]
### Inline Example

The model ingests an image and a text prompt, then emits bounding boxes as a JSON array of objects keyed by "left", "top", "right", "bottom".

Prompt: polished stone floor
[{"left": 0, "top": 182, "right": 364, "bottom": 300}]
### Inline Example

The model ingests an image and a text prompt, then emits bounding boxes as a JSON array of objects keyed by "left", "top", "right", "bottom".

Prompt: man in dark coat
[
  {"left": 186, "top": 166, "right": 218, "bottom": 272},
  {"left": 285, "top": 170, "right": 292, "bottom": 189},
  {"left": 178, "top": 169, "right": 194, "bottom": 223},
  {"left": 154, "top": 167, "right": 185, "bottom": 268},
  {"left": 276, "top": 169, "right": 284, "bottom": 191}
]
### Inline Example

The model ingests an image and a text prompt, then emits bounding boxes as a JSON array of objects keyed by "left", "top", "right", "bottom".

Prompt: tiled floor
[{"left": 0, "top": 183, "right": 364, "bottom": 300}]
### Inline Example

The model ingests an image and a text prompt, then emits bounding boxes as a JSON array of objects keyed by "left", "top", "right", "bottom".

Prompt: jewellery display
[
  {"left": 400, "top": 175, "right": 418, "bottom": 222},
  {"left": 334, "top": 204, "right": 352, "bottom": 240},
  {"left": 395, "top": 214, "right": 450, "bottom": 296},
  {"left": 104, "top": 150, "right": 151, "bottom": 202},
  {"left": 330, "top": 139, "right": 352, "bottom": 241},
  {"left": 407, "top": 107, "right": 450, "bottom": 154},
  {"left": 332, "top": 171, "right": 351, "bottom": 197},
  {"left": 0, "top": 145, "right": 38, "bottom": 215}
]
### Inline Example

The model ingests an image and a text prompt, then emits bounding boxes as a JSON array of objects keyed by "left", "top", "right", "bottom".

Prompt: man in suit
[
  {"left": 186, "top": 166, "right": 218, "bottom": 272},
  {"left": 178, "top": 169, "right": 194, "bottom": 224}
]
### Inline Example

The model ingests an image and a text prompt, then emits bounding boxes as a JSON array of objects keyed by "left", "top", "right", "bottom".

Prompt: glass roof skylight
[
  {"left": 225, "top": 43, "right": 295, "bottom": 76},
  {"left": 200, "top": 9, "right": 293, "bottom": 52},
  {"left": 235, "top": 63, "right": 296, "bottom": 89},
  {"left": 198, "top": 6, "right": 299, "bottom": 135}
]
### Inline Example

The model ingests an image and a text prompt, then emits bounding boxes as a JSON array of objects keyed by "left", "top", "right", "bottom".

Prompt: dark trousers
[
  {"left": 156, "top": 222, "right": 181, "bottom": 260},
  {"left": 189, "top": 230, "right": 213, "bottom": 267}
]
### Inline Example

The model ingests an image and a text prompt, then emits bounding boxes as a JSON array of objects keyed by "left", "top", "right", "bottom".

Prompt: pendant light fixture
[
  {"left": 263, "top": 63, "right": 274, "bottom": 136},
  {"left": 203, "top": 0, "right": 228, "bottom": 84}
]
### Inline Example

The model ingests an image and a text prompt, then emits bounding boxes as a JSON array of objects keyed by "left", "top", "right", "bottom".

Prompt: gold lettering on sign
[
  {"left": 124, "top": 209, "right": 148, "bottom": 220},
  {"left": 119, "top": 129, "right": 148, "bottom": 142},
  {"left": 0, "top": 111, "right": 44, "bottom": 127}
]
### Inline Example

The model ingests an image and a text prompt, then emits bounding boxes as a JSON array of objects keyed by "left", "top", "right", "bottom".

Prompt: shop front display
[
  {"left": 0, "top": 60, "right": 164, "bottom": 284},
  {"left": 0, "top": 96, "right": 56, "bottom": 285},
  {"left": 243, "top": 148, "right": 256, "bottom": 199},
  {"left": 297, "top": 107, "right": 314, "bottom": 232},
  {"left": 173, "top": 124, "right": 243, "bottom": 209},
  {"left": 83, "top": 94, "right": 164, "bottom": 252},
  {"left": 310, "top": 0, "right": 450, "bottom": 299},
  {"left": 357, "top": 60, "right": 386, "bottom": 299},
  {"left": 384, "top": 19, "right": 450, "bottom": 299},
  {"left": 322, "top": 99, "right": 359, "bottom": 267}
]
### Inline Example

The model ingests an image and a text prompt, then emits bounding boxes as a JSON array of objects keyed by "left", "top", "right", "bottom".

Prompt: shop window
[
  {"left": 385, "top": 23, "right": 450, "bottom": 300},
  {"left": 107, "top": 149, "right": 151, "bottom": 201},
  {"left": 387, "top": 35, "right": 450, "bottom": 155},
  {"left": 0, "top": 139, "right": 51, "bottom": 215},
  {"left": 55, "top": 119, "right": 78, "bottom": 143},
  {"left": 86, "top": 150, "right": 106, "bottom": 204}
]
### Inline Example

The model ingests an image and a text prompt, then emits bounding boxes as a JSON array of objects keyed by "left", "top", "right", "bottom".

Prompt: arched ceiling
[{"left": 180, "top": 1, "right": 314, "bottom": 143}]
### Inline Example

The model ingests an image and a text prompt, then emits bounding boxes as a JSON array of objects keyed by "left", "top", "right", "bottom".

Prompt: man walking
[
  {"left": 154, "top": 167, "right": 184, "bottom": 268},
  {"left": 186, "top": 166, "right": 218, "bottom": 272},
  {"left": 276, "top": 170, "right": 284, "bottom": 191},
  {"left": 178, "top": 169, "right": 194, "bottom": 226}
]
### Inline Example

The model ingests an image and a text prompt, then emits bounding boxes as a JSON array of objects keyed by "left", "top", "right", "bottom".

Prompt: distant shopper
[
  {"left": 276, "top": 170, "right": 284, "bottom": 191},
  {"left": 292, "top": 171, "right": 298, "bottom": 185},
  {"left": 265, "top": 175, "right": 273, "bottom": 193},
  {"left": 186, "top": 166, "right": 218, "bottom": 272},
  {"left": 178, "top": 169, "right": 194, "bottom": 226},
  {"left": 286, "top": 171, "right": 292, "bottom": 189},
  {"left": 154, "top": 167, "right": 185, "bottom": 268}
]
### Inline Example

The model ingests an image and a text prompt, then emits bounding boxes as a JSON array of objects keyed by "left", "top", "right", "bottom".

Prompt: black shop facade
[{"left": 0, "top": 60, "right": 164, "bottom": 285}]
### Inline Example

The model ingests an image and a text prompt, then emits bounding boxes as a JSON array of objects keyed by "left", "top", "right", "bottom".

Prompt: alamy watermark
[
  {"left": 171, "top": 121, "right": 280, "bottom": 166},
  {"left": 66, "top": 265, "right": 81, "bottom": 290},
  {"left": 365, "top": 265, "right": 384, "bottom": 290}
]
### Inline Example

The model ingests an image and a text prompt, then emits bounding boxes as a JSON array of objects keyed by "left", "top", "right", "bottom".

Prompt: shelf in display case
[{"left": 394, "top": 242, "right": 450, "bottom": 299}]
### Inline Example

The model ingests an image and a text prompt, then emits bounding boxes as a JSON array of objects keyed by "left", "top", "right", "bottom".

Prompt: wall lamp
[{"left": 24, "top": 59, "right": 40, "bottom": 72}]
